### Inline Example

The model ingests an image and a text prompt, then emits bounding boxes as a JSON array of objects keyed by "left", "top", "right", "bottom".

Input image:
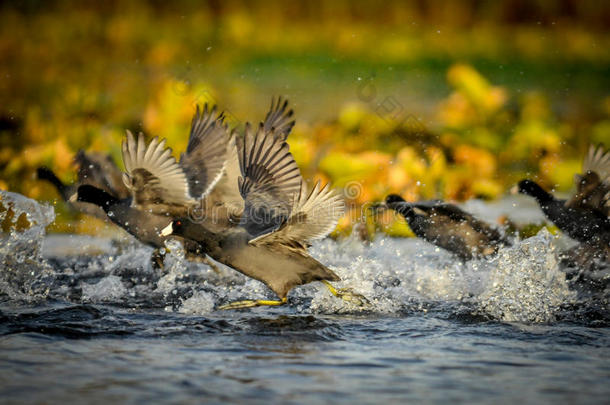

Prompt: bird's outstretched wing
[
  {"left": 238, "top": 122, "right": 302, "bottom": 237},
  {"left": 179, "top": 104, "right": 229, "bottom": 200},
  {"left": 262, "top": 96, "right": 295, "bottom": 141},
  {"left": 249, "top": 180, "right": 344, "bottom": 248},
  {"left": 566, "top": 144, "right": 610, "bottom": 215},
  {"left": 122, "top": 130, "right": 195, "bottom": 207},
  {"left": 582, "top": 144, "right": 610, "bottom": 182}
]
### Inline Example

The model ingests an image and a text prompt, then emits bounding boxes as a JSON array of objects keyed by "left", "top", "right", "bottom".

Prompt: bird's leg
[
  {"left": 321, "top": 280, "right": 370, "bottom": 307},
  {"left": 218, "top": 297, "right": 287, "bottom": 310}
]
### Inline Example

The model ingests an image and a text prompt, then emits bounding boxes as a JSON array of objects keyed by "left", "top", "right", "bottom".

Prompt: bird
[
  {"left": 76, "top": 184, "right": 212, "bottom": 265},
  {"left": 383, "top": 194, "right": 511, "bottom": 261},
  {"left": 160, "top": 122, "right": 367, "bottom": 310},
  {"left": 514, "top": 144, "right": 609, "bottom": 249},
  {"left": 75, "top": 103, "right": 230, "bottom": 267},
  {"left": 74, "top": 98, "right": 298, "bottom": 268},
  {"left": 36, "top": 150, "right": 130, "bottom": 220},
  {"left": 565, "top": 144, "right": 609, "bottom": 217},
  {"left": 120, "top": 104, "right": 228, "bottom": 218},
  {"left": 515, "top": 179, "right": 609, "bottom": 246},
  {"left": 200, "top": 96, "right": 296, "bottom": 229}
]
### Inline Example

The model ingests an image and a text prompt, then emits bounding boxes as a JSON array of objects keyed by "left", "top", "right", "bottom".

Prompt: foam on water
[
  {"left": 81, "top": 275, "right": 127, "bottom": 302},
  {"left": 478, "top": 229, "right": 575, "bottom": 322},
  {"left": 177, "top": 290, "right": 215, "bottom": 315},
  {"left": 302, "top": 228, "right": 577, "bottom": 322},
  {"left": 0, "top": 191, "right": 601, "bottom": 323}
]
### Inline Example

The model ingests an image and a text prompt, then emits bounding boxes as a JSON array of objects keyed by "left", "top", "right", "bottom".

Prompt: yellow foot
[
  {"left": 321, "top": 280, "right": 370, "bottom": 307},
  {"left": 218, "top": 297, "right": 287, "bottom": 310}
]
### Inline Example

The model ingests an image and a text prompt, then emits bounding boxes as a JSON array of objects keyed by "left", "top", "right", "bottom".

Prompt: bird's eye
[{"left": 175, "top": 220, "right": 182, "bottom": 227}]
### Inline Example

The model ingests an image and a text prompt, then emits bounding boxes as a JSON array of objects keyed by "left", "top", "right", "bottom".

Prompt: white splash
[
  {"left": 0, "top": 191, "right": 55, "bottom": 300},
  {"left": 478, "top": 229, "right": 575, "bottom": 323},
  {"left": 0, "top": 190, "right": 55, "bottom": 257},
  {"left": 177, "top": 290, "right": 215, "bottom": 315},
  {"left": 0, "top": 191, "right": 584, "bottom": 323},
  {"left": 305, "top": 228, "right": 575, "bottom": 322},
  {"left": 81, "top": 275, "right": 127, "bottom": 302}
]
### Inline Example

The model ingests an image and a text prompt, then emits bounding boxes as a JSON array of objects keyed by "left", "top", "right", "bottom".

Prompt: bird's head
[
  {"left": 160, "top": 218, "right": 186, "bottom": 237},
  {"left": 385, "top": 194, "right": 406, "bottom": 208},
  {"left": 513, "top": 179, "right": 553, "bottom": 203}
]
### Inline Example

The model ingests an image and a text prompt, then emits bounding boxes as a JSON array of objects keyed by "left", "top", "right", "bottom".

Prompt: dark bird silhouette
[
  {"left": 515, "top": 179, "right": 609, "bottom": 246},
  {"left": 515, "top": 144, "right": 609, "bottom": 265},
  {"left": 384, "top": 194, "right": 511, "bottom": 261},
  {"left": 36, "top": 151, "right": 130, "bottom": 220}
]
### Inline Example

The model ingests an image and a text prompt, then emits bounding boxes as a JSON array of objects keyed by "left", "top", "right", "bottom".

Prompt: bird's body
[
  {"left": 224, "top": 243, "right": 338, "bottom": 300},
  {"left": 76, "top": 185, "right": 208, "bottom": 261},
  {"left": 385, "top": 195, "right": 510, "bottom": 260},
  {"left": 37, "top": 151, "right": 129, "bottom": 220},
  {"left": 167, "top": 222, "right": 339, "bottom": 299},
  {"left": 516, "top": 145, "right": 609, "bottom": 264},
  {"left": 161, "top": 121, "right": 362, "bottom": 309},
  {"left": 517, "top": 179, "right": 610, "bottom": 246}
]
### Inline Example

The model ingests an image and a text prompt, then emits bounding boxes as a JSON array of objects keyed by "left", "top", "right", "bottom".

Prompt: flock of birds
[
  {"left": 380, "top": 146, "right": 609, "bottom": 264},
  {"left": 36, "top": 97, "right": 609, "bottom": 310}
]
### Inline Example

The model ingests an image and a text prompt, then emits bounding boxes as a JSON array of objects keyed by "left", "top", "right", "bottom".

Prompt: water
[{"left": 1, "top": 191, "right": 609, "bottom": 404}]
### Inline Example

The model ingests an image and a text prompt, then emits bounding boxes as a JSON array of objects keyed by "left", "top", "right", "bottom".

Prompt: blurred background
[{"left": 0, "top": 0, "right": 608, "bottom": 235}]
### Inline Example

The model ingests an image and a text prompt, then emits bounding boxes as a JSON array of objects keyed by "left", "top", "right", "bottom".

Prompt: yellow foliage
[
  {"left": 471, "top": 179, "right": 503, "bottom": 200},
  {"left": 453, "top": 145, "right": 496, "bottom": 178},
  {"left": 0, "top": 4, "right": 604, "bottom": 239},
  {"left": 338, "top": 102, "right": 368, "bottom": 132},
  {"left": 503, "top": 120, "right": 561, "bottom": 164},
  {"left": 447, "top": 64, "right": 507, "bottom": 114}
]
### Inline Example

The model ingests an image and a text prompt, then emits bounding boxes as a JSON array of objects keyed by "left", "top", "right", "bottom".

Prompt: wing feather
[
  {"left": 122, "top": 130, "right": 194, "bottom": 206},
  {"left": 179, "top": 104, "right": 229, "bottom": 200},
  {"left": 263, "top": 96, "right": 295, "bottom": 141},
  {"left": 249, "top": 180, "right": 345, "bottom": 246},
  {"left": 583, "top": 144, "right": 610, "bottom": 183},
  {"left": 238, "top": 122, "right": 302, "bottom": 237},
  {"left": 566, "top": 144, "right": 610, "bottom": 214}
]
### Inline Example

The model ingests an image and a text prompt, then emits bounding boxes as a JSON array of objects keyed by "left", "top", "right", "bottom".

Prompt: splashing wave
[{"left": 0, "top": 191, "right": 604, "bottom": 324}]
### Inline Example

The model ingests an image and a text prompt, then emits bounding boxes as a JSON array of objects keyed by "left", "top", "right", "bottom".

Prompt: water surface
[{"left": 1, "top": 191, "right": 609, "bottom": 404}]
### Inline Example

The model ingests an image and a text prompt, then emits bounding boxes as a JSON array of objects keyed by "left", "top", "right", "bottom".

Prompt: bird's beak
[
  {"left": 510, "top": 185, "right": 519, "bottom": 195},
  {"left": 160, "top": 223, "right": 173, "bottom": 237},
  {"left": 68, "top": 192, "right": 78, "bottom": 203}
]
